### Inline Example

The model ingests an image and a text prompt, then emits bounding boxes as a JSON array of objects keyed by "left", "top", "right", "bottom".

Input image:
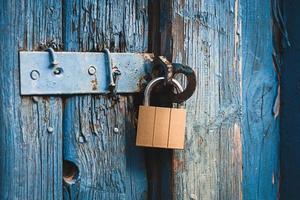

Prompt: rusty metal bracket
[
  {"left": 171, "top": 63, "right": 197, "bottom": 103},
  {"left": 19, "top": 51, "right": 154, "bottom": 95},
  {"left": 153, "top": 56, "right": 197, "bottom": 103},
  {"left": 157, "top": 56, "right": 173, "bottom": 85}
]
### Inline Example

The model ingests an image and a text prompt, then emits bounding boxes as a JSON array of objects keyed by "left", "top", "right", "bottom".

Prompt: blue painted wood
[
  {"left": 0, "top": 0, "right": 63, "bottom": 199},
  {"left": 241, "top": 0, "right": 280, "bottom": 199},
  {"left": 62, "top": 0, "right": 149, "bottom": 199},
  {"left": 0, "top": 0, "right": 280, "bottom": 199},
  {"left": 169, "top": 0, "right": 243, "bottom": 199},
  {"left": 166, "top": 0, "right": 279, "bottom": 199}
]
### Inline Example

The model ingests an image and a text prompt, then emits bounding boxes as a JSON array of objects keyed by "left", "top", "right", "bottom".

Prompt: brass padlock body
[{"left": 136, "top": 77, "right": 186, "bottom": 149}]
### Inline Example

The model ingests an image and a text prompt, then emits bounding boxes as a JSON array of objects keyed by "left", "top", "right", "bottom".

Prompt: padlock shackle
[{"left": 144, "top": 77, "right": 184, "bottom": 106}]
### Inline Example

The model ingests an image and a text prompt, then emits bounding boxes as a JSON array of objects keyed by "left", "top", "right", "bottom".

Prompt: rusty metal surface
[
  {"left": 20, "top": 51, "right": 154, "bottom": 95},
  {"left": 152, "top": 57, "right": 197, "bottom": 104},
  {"left": 171, "top": 63, "right": 197, "bottom": 103}
]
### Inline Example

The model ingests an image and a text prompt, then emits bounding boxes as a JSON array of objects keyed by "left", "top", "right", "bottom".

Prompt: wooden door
[{"left": 0, "top": 0, "right": 279, "bottom": 199}]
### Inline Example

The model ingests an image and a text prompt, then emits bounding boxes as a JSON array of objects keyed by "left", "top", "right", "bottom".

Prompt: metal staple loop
[
  {"left": 171, "top": 63, "right": 197, "bottom": 103},
  {"left": 157, "top": 56, "right": 173, "bottom": 85},
  {"left": 103, "top": 48, "right": 115, "bottom": 88},
  {"left": 156, "top": 56, "right": 197, "bottom": 103},
  {"left": 46, "top": 47, "right": 62, "bottom": 75},
  {"left": 46, "top": 47, "right": 59, "bottom": 68},
  {"left": 103, "top": 48, "right": 121, "bottom": 100}
]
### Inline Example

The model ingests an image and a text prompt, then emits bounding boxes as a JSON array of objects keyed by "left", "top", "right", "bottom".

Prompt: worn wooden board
[
  {"left": 0, "top": 0, "right": 63, "bottom": 199},
  {"left": 168, "top": 0, "right": 243, "bottom": 199},
  {"left": 165, "top": 0, "right": 279, "bottom": 199},
  {"left": 62, "top": 1, "right": 148, "bottom": 199},
  {"left": 241, "top": 0, "right": 280, "bottom": 199}
]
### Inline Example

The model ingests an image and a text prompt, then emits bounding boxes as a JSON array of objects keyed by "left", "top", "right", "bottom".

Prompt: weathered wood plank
[
  {"left": 169, "top": 0, "right": 243, "bottom": 199},
  {"left": 241, "top": 0, "right": 279, "bottom": 199},
  {"left": 62, "top": 0, "right": 149, "bottom": 199},
  {"left": 0, "top": 0, "right": 63, "bottom": 199},
  {"left": 167, "top": 0, "right": 279, "bottom": 199}
]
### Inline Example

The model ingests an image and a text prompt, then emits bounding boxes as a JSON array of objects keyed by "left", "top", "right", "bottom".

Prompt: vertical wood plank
[
  {"left": 169, "top": 0, "right": 243, "bottom": 199},
  {"left": 0, "top": 0, "right": 63, "bottom": 199},
  {"left": 166, "top": 0, "right": 279, "bottom": 199},
  {"left": 62, "top": 0, "right": 149, "bottom": 199},
  {"left": 241, "top": 0, "right": 279, "bottom": 199}
]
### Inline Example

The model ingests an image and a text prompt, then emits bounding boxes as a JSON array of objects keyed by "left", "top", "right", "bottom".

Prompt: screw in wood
[
  {"left": 47, "top": 127, "right": 54, "bottom": 133},
  {"left": 113, "top": 127, "right": 119, "bottom": 133}
]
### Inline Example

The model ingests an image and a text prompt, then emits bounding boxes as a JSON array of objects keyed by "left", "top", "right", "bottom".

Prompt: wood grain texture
[
  {"left": 167, "top": 0, "right": 279, "bottom": 199},
  {"left": 169, "top": 0, "right": 243, "bottom": 199},
  {"left": 0, "top": 0, "right": 63, "bottom": 199},
  {"left": 0, "top": 0, "right": 280, "bottom": 199},
  {"left": 241, "top": 0, "right": 280, "bottom": 199},
  {"left": 62, "top": 0, "right": 149, "bottom": 199}
]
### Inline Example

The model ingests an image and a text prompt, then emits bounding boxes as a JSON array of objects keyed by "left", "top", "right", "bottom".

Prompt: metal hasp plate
[{"left": 19, "top": 51, "right": 154, "bottom": 95}]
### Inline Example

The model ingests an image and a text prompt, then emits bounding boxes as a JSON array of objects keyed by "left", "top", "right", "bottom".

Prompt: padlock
[{"left": 136, "top": 77, "right": 186, "bottom": 149}]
